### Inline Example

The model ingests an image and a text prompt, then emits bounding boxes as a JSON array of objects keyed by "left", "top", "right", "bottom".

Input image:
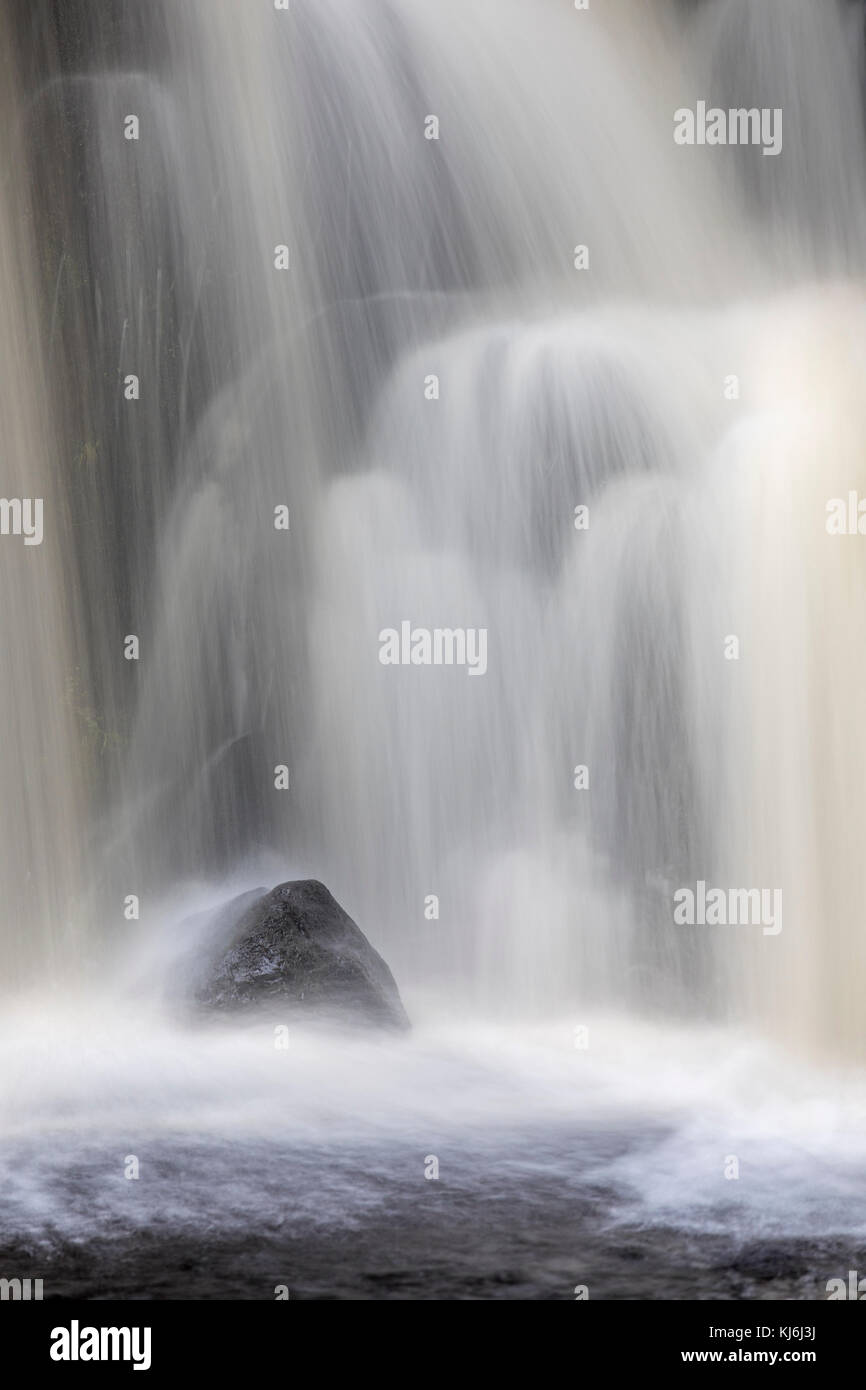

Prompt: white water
[{"left": 2, "top": 0, "right": 866, "bottom": 1285}]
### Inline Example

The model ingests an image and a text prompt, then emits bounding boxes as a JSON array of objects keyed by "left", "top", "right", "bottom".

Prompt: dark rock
[
  {"left": 197, "top": 879, "right": 410, "bottom": 1030},
  {"left": 726, "top": 1242, "right": 816, "bottom": 1282}
]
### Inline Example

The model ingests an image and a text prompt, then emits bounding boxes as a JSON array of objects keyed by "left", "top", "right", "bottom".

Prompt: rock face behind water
[{"left": 197, "top": 879, "right": 410, "bottom": 1030}]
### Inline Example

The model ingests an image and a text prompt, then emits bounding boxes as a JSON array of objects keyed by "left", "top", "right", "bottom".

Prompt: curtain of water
[{"left": 4, "top": 0, "right": 866, "bottom": 1056}]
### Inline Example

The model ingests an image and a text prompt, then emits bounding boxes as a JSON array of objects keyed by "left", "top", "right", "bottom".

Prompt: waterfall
[
  {"left": 104, "top": 0, "right": 750, "bottom": 1010},
  {"left": 5, "top": 0, "right": 866, "bottom": 1304},
  {"left": 4, "top": 0, "right": 866, "bottom": 1046}
]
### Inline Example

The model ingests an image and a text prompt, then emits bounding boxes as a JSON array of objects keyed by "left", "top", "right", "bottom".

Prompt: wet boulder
[{"left": 197, "top": 879, "right": 410, "bottom": 1030}]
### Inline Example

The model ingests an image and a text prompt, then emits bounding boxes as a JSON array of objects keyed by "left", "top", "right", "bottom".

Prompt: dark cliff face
[{"left": 197, "top": 879, "right": 411, "bottom": 1031}]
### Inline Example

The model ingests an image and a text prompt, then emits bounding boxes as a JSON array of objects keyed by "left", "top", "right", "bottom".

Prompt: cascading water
[
  {"left": 0, "top": 9, "right": 86, "bottom": 986},
  {"left": 2, "top": 0, "right": 866, "bottom": 1299},
  {"left": 101, "top": 0, "right": 756, "bottom": 1011}
]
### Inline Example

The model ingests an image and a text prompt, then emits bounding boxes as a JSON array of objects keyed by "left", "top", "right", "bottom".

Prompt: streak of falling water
[{"left": 0, "top": 10, "right": 85, "bottom": 987}]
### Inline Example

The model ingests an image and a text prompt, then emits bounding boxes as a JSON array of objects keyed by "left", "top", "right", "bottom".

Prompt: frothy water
[
  {"left": 2, "top": 995, "right": 866, "bottom": 1297},
  {"left": 2, "top": 0, "right": 866, "bottom": 1295}
]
